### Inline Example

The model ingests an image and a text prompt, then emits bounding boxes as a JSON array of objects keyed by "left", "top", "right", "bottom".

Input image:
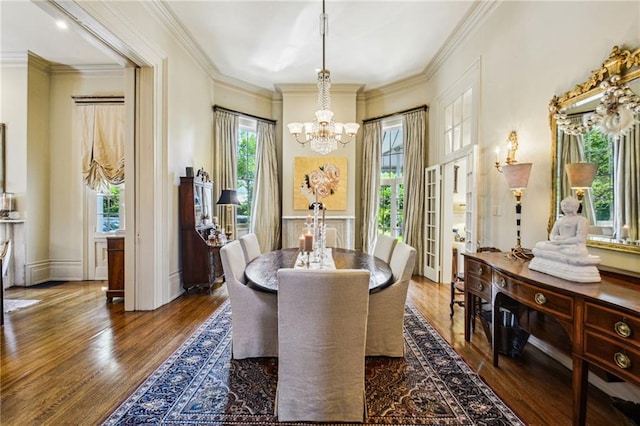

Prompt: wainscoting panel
[{"left": 282, "top": 216, "right": 355, "bottom": 249}]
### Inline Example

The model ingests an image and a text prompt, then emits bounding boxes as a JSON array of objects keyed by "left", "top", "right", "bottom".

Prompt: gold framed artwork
[{"left": 294, "top": 156, "right": 347, "bottom": 210}]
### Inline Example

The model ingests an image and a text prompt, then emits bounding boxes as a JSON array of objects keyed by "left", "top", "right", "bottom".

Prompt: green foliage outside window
[
  {"left": 583, "top": 129, "right": 613, "bottom": 222},
  {"left": 99, "top": 185, "right": 121, "bottom": 232},
  {"left": 237, "top": 130, "right": 256, "bottom": 225}
]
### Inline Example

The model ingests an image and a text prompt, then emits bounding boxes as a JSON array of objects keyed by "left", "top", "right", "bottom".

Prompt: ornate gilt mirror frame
[{"left": 548, "top": 45, "right": 640, "bottom": 254}]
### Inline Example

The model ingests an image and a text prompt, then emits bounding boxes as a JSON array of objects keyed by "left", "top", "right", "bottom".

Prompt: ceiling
[{"left": 1, "top": 0, "right": 477, "bottom": 92}]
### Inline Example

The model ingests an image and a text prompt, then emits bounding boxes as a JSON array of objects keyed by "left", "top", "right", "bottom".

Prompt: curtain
[
  {"left": 213, "top": 110, "right": 238, "bottom": 228},
  {"left": 361, "top": 121, "right": 382, "bottom": 254},
  {"left": 78, "top": 104, "right": 125, "bottom": 192},
  {"left": 250, "top": 121, "right": 281, "bottom": 251},
  {"left": 557, "top": 117, "right": 596, "bottom": 224},
  {"left": 613, "top": 124, "right": 640, "bottom": 241},
  {"left": 402, "top": 110, "right": 427, "bottom": 275}
]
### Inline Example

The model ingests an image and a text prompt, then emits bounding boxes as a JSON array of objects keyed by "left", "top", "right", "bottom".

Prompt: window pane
[
  {"left": 462, "top": 88, "right": 472, "bottom": 120},
  {"left": 237, "top": 128, "right": 257, "bottom": 230},
  {"left": 97, "top": 184, "right": 123, "bottom": 232}
]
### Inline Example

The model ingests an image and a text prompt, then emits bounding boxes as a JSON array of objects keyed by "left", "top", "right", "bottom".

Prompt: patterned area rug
[
  {"left": 103, "top": 301, "right": 524, "bottom": 425},
  {"left": 3, "top": 299, "right": 40, "bottom": 313}
]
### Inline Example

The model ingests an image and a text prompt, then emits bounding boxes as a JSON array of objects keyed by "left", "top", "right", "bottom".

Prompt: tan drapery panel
[
  {"left": 213, "top": 110, "right": 239, "bottom": 228},
  {"left": 402, "top": 110, "right": 427, "bottom": 276},
  {"left": 614, "top": 124, "right": 639, "bottom": 241},
  {"left": 78, "top": 105, "right": 125, "bottom": 192},
  {"left": 360, "top": 121, "right": 382, "bottom": 254},
  {"left": 250, "top": 121, "right": 281, "bottom": 250}
]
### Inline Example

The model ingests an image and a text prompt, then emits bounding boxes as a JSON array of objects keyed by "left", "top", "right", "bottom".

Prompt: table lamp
[
  {"left": 565, "top": 162, "right": 597, "bottom": 214},
  {"left": 216, "top": 189, "right": 240, "bottom": 240},
  {"left": 502, "top": 162, "right": 533, "bottom": 259}
]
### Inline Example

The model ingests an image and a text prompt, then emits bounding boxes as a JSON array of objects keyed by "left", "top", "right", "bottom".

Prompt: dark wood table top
[{"left": 245, "top": 247, "right": 394, "bottom": 293}]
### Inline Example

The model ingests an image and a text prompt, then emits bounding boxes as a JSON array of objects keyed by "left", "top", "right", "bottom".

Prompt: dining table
[{"left": 244, "top": 247, "right": 394, "bottom": 293}]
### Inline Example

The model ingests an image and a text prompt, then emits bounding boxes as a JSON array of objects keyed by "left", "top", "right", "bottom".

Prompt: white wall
[{"left": 363, "top": 1, "right": 639, "bottom": 272}]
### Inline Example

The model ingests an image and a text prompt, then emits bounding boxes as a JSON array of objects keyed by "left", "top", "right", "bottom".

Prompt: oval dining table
[{"left": 244, "top": 247, "right": 394, "bottom": 293}]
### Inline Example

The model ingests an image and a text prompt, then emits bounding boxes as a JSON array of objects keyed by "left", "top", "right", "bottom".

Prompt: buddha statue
[{"left": 529, "top": 196, "right": 601, "bottom": 282}]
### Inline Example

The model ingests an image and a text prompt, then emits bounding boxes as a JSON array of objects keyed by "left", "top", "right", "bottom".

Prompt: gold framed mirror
[{"left": 549, "top": 45, "right": 640, "bottom": 254}]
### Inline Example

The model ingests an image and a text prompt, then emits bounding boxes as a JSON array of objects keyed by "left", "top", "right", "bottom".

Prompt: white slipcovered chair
[
  {"left": 238, "top": 232, "right": 262, "bottom": 263},
  {"left": 373, "top": 234, "right": 397, "bottom": 263},
  {"left": 219, "top": 240, "right": 278, "bottom": 359},
  {"left": 276, "top": 269, "right": 370, "bottom": 423},
  {"left": 366, "top": 241, "right": 416, "bottom": 357}
]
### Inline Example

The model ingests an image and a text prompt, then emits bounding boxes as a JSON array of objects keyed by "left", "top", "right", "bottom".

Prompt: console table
[{"left": 463, "top": 252, "right": 640, "bottom": 426}]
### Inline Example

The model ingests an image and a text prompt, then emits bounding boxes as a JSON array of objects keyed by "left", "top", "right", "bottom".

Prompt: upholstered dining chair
[
  {"left": 373, "top": 234, "right": 397, "bottom": 263},
  {"left": 219, "top": 240, "right": 278, "bottom": 359},
  {"left": 365, "top": 241, "right": 416, "bottom": 357},
  {"left": 238, "top": 232, "right": 262, "bottom": 263},
  {"left": 276, "top": 269, "right": 370, "bottom": 423}
]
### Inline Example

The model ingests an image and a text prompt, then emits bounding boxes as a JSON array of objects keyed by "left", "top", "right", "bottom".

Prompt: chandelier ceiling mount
[{"left": 286, "top": 0, "right": 359, "bottom": 155}]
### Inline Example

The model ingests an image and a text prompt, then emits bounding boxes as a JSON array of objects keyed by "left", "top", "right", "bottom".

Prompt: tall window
[
  {"left": 97, "top": 184, "right": 124, "bottom": 233},
  {"left": 378, "top": 120, "right": 404, "bottom": 238},
  {"left": 236, "top": 117, "right": 257, "bottom": 233},
  {"left": 583, "top": 128, "right": 613, "bottom": 225},
  {"left": 443, "top": 88, "right": 473, "bottom": 156}
]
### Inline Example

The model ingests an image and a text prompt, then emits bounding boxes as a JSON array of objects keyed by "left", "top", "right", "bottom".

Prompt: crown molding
[
  {"left": 147, "top": 1, "right": 275, "bottom": 100},
  {"left": 362, "top": 73, "right": 429, "bottom": 101},
  {"left": 423, "top": 0, "right": 500, "bottom": 80},
  {"left": 50, "top": 64, "right": 125, "bottom": 76},
  {"left": 276, "top": 83, "right": 364, "bottom": 95}
]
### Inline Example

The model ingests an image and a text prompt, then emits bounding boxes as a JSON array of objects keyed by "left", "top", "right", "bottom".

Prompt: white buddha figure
[
  {"left": 529, "top": 196, "right": 601, "bottom": 282},
  {"left": 535, "top": 196, "right": 589, "bottom": 257}
]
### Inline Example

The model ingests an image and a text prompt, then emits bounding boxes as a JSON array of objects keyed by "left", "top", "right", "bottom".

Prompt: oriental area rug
[{"left": 102, "top": 301, "right": 524, "bottom": 425}]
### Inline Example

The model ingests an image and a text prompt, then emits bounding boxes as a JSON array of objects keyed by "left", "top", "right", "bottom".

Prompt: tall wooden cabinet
[{"left": 179, "top": 176, "right": 222, "bottom": 292}]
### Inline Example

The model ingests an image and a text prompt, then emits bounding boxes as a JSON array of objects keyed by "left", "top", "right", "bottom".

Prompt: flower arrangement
[{"left": 303, "top": 163, "right": 340, "bottom": 199}]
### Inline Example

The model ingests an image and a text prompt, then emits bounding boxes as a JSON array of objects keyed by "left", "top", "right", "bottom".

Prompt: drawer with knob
[
  {"left": 584, "top": 302, "right": 639, "bottom": 349},
  {"left": 493, "top": 271, "right": 573, "bottom": 321},
  {"left": 584, "top": 330, "right": 640, "bottom": 383},
  {"left": 466, "top": 258, "right": 492, "bottom": 282}
]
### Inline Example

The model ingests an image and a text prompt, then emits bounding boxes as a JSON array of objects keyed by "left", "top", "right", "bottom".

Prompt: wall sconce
[
  {"left": 216, "top": 189, "right": 240, "bottom": 241},
  {"left": 495, "top": 131, "right": 520, "bottom": 172},
  {"left": 565, "top": 162, "right": 597, "bottom": 204}
]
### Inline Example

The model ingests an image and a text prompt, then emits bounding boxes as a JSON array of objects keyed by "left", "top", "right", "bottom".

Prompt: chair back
[
  {"left": 220, "top": 240, "right": 247, "bottom": 285},
  {"left": 276, "top": 268, "right": 370, "bottom": 422},
  {"left": 373, "top": 234, "right": 397, "bottom": 263},
  {"left": 220, "top": 240, "right": 278, "bottom": 359},
  {"left": 452, "top": 247, "right": 462, "bottom": 283},
  {"left": 239, "top": 233, "right": 262, "bottom": 263},
  {"left": 324, "top": 227, "right": 337, "bottom": 248},
  {"left": 389, "top": 241, "right": 417, "bottom": 283},
  {"left": 1, "top": 240, "right": 12, "bottom": 277}
]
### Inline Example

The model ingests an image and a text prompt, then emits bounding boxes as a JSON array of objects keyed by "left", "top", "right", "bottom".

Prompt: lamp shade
[
  {"left": 565, "top": 162, "right": 598, "bottom": 188},
  {"left": 216, "top": 189, "right": 240, "bottom": 205},
  {"left": 502, "top": 163, "right": 532, "bottom": 190}
]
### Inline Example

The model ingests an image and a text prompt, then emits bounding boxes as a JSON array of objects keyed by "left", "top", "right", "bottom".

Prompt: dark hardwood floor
[{"left": 0, "top": 277, "right": 628, "bottom": 425}]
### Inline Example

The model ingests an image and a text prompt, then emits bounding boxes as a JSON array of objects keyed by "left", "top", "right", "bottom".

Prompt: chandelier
[{"left": 286, "top": 0, "right": 359, "bottom": 155}]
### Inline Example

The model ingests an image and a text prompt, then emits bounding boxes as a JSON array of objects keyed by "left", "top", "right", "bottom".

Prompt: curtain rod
[
  {"left": 213, "top": 105, "right": 277, "bottom": 125},
  {"left": 72, "top": 95, "right": 124, "bottom": 105},
  {"left": 362, "top": 105, "right": 428, "bottom": 124}
]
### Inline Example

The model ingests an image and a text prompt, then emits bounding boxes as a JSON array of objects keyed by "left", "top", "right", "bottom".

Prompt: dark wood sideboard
[
  {"left": 463, "top": 252, "right": 640, "bottom": 426},
  {"left": 106, "top": 236, "right": 125, "bottom": 302}
]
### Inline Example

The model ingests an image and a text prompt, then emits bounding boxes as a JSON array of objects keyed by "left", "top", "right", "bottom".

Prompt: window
[
  {"left": 236, "top": 117, "right": 257, "bottom": 232},
  {"left": 443, "top": 88, "right": 473, "bottom": 156},
  {"left": 97, "top": 184, "right": 124, "bottom": 233},
  {"left": 583, "top": 128, "right": 613, "bottom": 225},
  {"left": 378, "top": 121, "right": 404, "bottom": 238}
]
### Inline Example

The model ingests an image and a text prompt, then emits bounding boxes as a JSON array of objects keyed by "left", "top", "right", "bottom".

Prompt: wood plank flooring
[{"left": 0, "top": 277, "right": 627, "bottom": 425}]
